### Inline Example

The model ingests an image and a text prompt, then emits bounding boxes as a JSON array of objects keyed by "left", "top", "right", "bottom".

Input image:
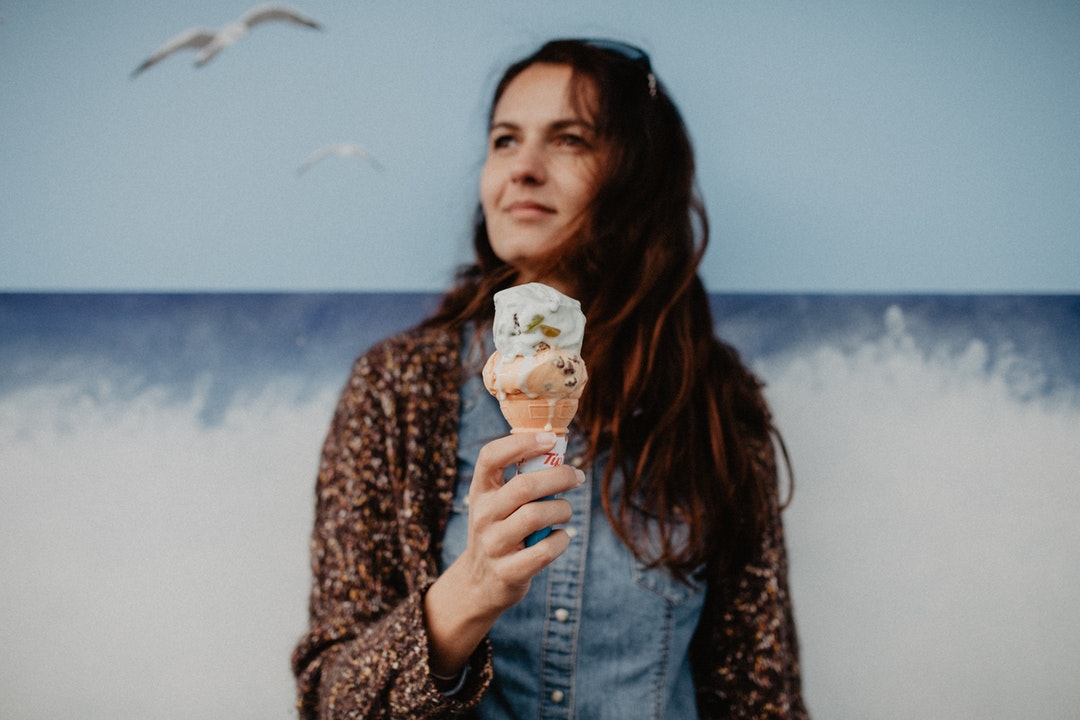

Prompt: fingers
[
  {"left": 447, "top": 433, "right": 583, "bottom": 621},
  {"left": 498, "top": 527, "right": 572, "bottom": 578},
  {"left": 486, "top": 521, "right": 574, "bottom": 586},
  {"left": 442, "top": 526, "right": 574, "bottom": 622},
  {"left": 469, "top": 484, "right": 576, "bottom": 547},
  {"left": 468, "top": 462, "right": 584, "bottom": 534},
  {"left": 498, "top": 465, "right": 584, "bottom": 510},
  {"left": 473, "top": 431, "right": 558, "bottom": 492},
  {"left": 464, "top": 431, "right": 583, "bottom": 557},
  {"left": 458, "top": 432, "right": 584, "bottom": 606},
  {"left": 500, "top": 494, "right": 573, "bottom": 549}
]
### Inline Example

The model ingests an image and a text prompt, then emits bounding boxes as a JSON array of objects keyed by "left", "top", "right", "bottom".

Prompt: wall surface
[
  {"left": 2, "top": 293, "right": 1077, "bottom": 719},
  {"left": 4, "top": 2, "right": 1078, "bottom": 717},
  {"left": 2, "top": 1, "right": 1078, "bottom": 293}
]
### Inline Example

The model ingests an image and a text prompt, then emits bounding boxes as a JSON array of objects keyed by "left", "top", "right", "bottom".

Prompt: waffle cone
[{"left": 499, "top": 396, "right": 579, "bottom": 435}]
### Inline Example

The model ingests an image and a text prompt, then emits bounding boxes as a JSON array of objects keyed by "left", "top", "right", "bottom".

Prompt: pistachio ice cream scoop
[{"left": 482, "top": 282, "right": 588, "bottom": 435}]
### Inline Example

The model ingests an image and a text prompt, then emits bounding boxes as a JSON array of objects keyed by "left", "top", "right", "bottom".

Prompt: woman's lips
[{"left": 506, "top": 200, "right": 555, "bottom": 219}]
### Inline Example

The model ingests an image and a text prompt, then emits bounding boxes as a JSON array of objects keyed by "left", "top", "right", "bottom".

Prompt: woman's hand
[
  {"left": 461, "top": 431, "right": 581, "bottom": 609},
  {"left": 423, "top": 431, "right": 584, "bottom": 679}
]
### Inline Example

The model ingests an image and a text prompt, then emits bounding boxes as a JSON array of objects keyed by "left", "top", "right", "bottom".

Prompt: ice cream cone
[
  {"left": 482, "top": 283, "right": 588, "bottom": 546},
  {"left": 498, "top": 396, "right": 579, "bottom": 435}
]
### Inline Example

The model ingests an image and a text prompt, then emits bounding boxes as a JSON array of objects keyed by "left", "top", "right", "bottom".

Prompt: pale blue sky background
[{"left": 2, "top": 0, "right": 1078, "bottom": 292}]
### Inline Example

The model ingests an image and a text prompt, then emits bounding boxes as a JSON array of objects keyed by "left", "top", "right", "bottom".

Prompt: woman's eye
[
  {"left": 556, "top": 134, "right": 587, "bottom": 148},
  {"left": 491, "top": 134, "right": 516, "bottom": 150}
]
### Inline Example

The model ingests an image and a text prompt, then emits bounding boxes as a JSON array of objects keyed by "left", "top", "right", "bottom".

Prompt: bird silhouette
[
  {"left": 132, "top": 4, "right": 320, "bottom": 77},
  {"left": 297, "top": 144, "right": 384, "bottom": 175}
]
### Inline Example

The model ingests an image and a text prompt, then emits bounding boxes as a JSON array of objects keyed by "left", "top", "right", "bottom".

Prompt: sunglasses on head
[{"left": 577, "top": 38, "right": 657, "bottom": 98}]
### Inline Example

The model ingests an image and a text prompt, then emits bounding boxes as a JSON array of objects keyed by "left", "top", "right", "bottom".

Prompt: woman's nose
[{"left": 510, "top": 142, "right": 546, "bottom": 185}]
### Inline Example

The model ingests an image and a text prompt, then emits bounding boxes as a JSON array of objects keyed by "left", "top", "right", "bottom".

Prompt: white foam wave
[
  {"left": 0, "top": 375, "right": 338, "bottom": 718},
  {"left": 759, "top": 305, "right": 1080, "bottom": 718},
  {"left": 1, "top": 305, "right": 1077, "bottom": 718}
]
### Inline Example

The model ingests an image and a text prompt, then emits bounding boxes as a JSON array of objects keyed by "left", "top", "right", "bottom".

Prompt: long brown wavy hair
[{"left": 424, "top": 40, "right": 787, "bottom": 582}]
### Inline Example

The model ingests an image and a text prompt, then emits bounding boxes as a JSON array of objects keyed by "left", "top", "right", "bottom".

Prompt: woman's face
[{"left": 480, "top": 63, "right": 604, "bottom": 288}]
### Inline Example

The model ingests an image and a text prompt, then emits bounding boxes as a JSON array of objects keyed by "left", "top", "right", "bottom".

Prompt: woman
[{"left": 293, "top": 39, "right": 808, "bottom": 719}]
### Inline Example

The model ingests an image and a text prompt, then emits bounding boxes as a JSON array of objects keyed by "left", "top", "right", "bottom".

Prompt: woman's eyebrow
[
  {"left": 550, "top": 119, "right": 595, "bottom": 132},
  {"left": 488, "top": 118, "right": 595, "bottom": 133}
]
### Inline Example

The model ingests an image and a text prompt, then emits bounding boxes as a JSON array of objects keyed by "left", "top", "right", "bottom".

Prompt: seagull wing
[
  {"left": 297, "top": 144, "right": 382, "bottom": 175},
  {"left": 193, "top": 29, "right": 237, "bottom": 67},
  {"left": 241, "top": 3, "right": 322, "bottom": 30},
  {"left": 190, "top": 5, "right": 322, "bottom": 68},
  {"left": 132, "top": 26, "right": 216, "bottom": 77},
  {"left": 341, "top": 144, "right": 384, "bottom": 172},
  {"left": 296, "top": 146, "right": 337, "bottom": 175}
]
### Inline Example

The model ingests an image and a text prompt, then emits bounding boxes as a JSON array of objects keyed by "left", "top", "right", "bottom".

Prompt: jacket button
[{"left": 550, "top": 690, "right": 565, "bottom": 703}]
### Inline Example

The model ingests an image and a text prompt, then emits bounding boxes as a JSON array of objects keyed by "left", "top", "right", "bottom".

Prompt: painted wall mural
[{"left": 2, "top": 293, "right": 1077, "bottom": 718}]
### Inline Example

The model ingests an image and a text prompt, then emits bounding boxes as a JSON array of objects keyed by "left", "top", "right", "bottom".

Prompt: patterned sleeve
[
  {"left": 691, "top": 434, "right": 810, "bottom": 719},
  {"left": 291, "top": 332, "right": 493, "bottom": 719}
]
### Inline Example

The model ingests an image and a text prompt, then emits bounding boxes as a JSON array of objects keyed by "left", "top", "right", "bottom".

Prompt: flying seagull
[
  {"left": 297, "top": 144, "right": 384, "bottom": 175},
  {"left": 132, "top": 4, "right": 320, "bottom": 77}
]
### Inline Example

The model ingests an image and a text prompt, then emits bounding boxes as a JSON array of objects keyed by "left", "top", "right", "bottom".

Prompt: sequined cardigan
[{"left": 292, "top": 323, "right": 809, "bottom": 719}]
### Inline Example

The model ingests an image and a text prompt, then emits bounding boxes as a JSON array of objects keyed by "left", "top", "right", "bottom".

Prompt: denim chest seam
[
  {"left": 651, "top": 600, "right": 675, "bottom": 719},
  {"left": 538, "top": 464, "right": 592, "bottom": 720}
]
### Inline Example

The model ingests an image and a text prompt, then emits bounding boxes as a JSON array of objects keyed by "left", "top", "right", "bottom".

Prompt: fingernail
[
  {"left": 574, "top": 468, "right": 585, "bottom": 485},
  {"left": 535, "top": 431, "right": 556, "bottom": 445}
]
